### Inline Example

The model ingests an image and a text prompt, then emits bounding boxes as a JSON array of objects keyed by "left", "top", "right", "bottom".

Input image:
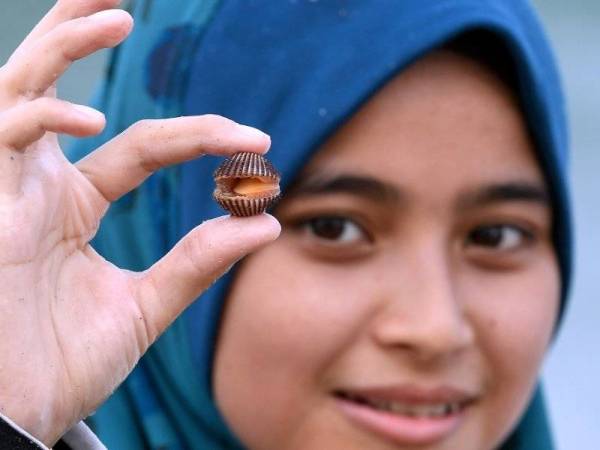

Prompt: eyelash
[
  {"left": 294, "top": 215, "right": 535, "bottom": 252},
  {"left": 299, "top": 216, "right": 371, "bottom": 245},
  {"left": 465, "top": 223, "right": 535, "bottom": 251}
]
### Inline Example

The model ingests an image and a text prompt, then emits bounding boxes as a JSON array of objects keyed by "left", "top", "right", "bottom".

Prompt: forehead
[{"left": 301, "top": 50, "right": 546, "bottom": 193}]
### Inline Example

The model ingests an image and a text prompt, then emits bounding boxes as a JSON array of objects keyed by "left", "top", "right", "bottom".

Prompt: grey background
[{"left": 1, "top": 1, "right": 598, "bottom": 449}]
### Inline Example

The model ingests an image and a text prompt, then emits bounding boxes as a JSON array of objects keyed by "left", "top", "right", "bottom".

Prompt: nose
[{"left": 370, "top": 248, "right": 475, "bottom": 363}]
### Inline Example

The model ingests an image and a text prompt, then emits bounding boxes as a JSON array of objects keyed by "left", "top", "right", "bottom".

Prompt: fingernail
[
  {"left": 238, "top": 125, "right": 271, "bottom": 148},
  {"left": 73, "top": 104, "right": 105, "bottom": 121},
  {"left": 92, "top": 9, "right": 131, "bottom": 24}
]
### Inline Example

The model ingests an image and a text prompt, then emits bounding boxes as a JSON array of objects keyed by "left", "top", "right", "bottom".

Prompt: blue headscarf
[{"left": 69, "top": 1, "right": 572, "bottom": 448}]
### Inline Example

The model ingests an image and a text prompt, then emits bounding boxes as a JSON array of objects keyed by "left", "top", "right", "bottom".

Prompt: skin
[
  {"left": 214, "top": 51, "right": 560, "bottom": 450},
  {"left": 0, "top": 1, "right": 279, "bottom": 445}
]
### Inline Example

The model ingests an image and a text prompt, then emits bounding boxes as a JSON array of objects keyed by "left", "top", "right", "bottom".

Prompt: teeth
[
  {"left": 390, "top": 402, "right": 411, "bottom": 415},
  {"left": 367, "top": 400, "right": 462, "bottom": 418},
  {"left": 337, "top": 391, "right": 465, "bottom": 418},
  {"left": 428, "top": 404, "right": 448, "bottom": 417},
  {"left": 447, "top": 403, "right": 461, "bottom": 414}
]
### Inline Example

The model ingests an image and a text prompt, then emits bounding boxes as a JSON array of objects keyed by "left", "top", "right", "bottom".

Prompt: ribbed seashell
[{"left": 213, "top": 152, "right": 281, "bottom": 217}]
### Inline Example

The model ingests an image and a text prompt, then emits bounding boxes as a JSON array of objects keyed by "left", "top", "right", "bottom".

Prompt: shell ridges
[{"left": 213, "top": 151, "right": 281, "bottom": 216}]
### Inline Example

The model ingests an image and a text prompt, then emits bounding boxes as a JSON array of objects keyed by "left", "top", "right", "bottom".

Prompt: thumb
[{"left": 134, "top": 214, "right": 281, "bottom": 341}]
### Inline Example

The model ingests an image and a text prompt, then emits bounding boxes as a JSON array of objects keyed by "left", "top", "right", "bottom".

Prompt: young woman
[{"left": 0, "top": 1, "right": 571, "bottom": 449}]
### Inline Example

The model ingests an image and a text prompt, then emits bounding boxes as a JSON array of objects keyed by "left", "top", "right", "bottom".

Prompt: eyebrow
[
  {"left": 286, "top": 174, "right": 401, "bottom": 204},
  {"left": 456, "top": 181, "right": 550, "bottom": 210},
  {"left": 287, "top": 172, "right": 550, "bottom": 210}
]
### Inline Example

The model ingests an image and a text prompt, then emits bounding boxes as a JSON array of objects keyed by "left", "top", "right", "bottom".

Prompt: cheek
[
  {"left": 473, "top": 270, "right": 558, "bottom": 374},
  {"left": 213, "top": 244, "right": 374, "bottom": 446},
  {"left": 464, "top": 256, "right": 560, "bottom": 439},
  {"left": 225, "top": 259, "right": 367, "bottom": 374}
]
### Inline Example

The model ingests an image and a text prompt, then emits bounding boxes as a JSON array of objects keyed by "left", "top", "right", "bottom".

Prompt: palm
[
  {"left": 0, "top": 1, "right": 278, "bottom": 446},
  {"left": 0, "top": 126, "right": 142, "bottom": 441}
]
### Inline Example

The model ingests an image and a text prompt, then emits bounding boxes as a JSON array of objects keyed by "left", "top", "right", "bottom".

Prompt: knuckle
[
  {"left": 199, "top": 114, "right": 237, "bottom": 132},
  {"left": 31, "top": 22, "right": 76, "bottom": 69},
  {"left": 29, "top": 96, "right": 57, "bottom": 113},
  {"left": 127, "top": 119, "right": 156, "bottom": 139},
  {"left": 49, "top": 14, "right": 118, "bottom": 62},
  {"left": 0, "top": 61, "right": 30, "bottom": 101},
  {"left": 182, "top": 229, "right": 211, "bottom": 274},
  {"left": 22, "top": 101, "right": 48, "bottom": 135},
  {"left": 125, "top": 119, "right": 163, "bottom": 173},
  {"left": 53, "top": 14, "right": 85, "bottom": 36},
  {"left": 54, "top": 15, "right": 88, "bottom": 43}
]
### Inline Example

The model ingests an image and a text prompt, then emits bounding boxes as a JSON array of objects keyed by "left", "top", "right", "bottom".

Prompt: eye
[
  {"left": 303, "top": 216, "right": 368, "bottom": 244},
  {"left": 466, "top": 224, "right": 533, "bottom": 251}
]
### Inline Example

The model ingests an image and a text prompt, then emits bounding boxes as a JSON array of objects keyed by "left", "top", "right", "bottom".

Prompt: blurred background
[{"left": 1, "top": 1, "right": 598, "bottom": 449}]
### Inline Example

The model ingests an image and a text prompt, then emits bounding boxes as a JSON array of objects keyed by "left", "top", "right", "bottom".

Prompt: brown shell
[{"left": 213, "top": 152, "right": 281, "bottom": 217}]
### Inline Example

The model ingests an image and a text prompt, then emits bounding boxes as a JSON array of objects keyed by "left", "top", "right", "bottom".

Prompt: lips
[
  {"left": 337, "top": 390, "right": 465, "bottom": 417},
  {"left": 333, "top": 385, "right": 477, "bottom": 445}
]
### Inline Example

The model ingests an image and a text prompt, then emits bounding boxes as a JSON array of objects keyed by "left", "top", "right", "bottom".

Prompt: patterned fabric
[{"left": 68, "top": 1, "right": 571, "bottom": 449}]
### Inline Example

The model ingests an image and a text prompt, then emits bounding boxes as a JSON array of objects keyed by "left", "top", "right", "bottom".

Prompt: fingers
[
  {"left": 135, "top": 214, "right": 281, "bottom": 340},
  {"left": 15, "top": 0, "right": 123, "bottom": 55},
  {"left": 0, "top": 98, "right": 104, "bottom": 195},
  {"left": 76, "top": 115, "right": 271, "bottom": 202},
  {"left": 4, "top": 9, "right": 132, "bottom": 97},
  {"left": 0, "top": 98, "right": 105, "bottom": 150}
]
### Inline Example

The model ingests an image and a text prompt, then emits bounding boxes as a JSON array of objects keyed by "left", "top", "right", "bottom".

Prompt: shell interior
[
  {"left": 216, "top": 175, "right": 280, "bottom": 199},
  {"left": 213, "top": 151, "right": 282, "bottom": 216}
]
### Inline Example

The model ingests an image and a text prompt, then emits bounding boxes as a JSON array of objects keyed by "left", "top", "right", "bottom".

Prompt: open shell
[{"left": 213, "top": 152, "right": 281, "bottom": 216}]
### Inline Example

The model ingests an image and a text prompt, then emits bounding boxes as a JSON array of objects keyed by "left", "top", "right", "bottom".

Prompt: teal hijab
[{"left": 69, "top": 1, "right": 571, "bottom": 448}]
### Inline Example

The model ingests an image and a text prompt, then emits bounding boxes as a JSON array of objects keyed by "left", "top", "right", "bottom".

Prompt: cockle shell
[{"left": 213, "top": 152, "right": 281, "bottom": 216}]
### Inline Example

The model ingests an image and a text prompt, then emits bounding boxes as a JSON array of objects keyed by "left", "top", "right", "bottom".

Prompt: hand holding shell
[{"left": 0, "top": 1, "right": 280, "bottom": 446}]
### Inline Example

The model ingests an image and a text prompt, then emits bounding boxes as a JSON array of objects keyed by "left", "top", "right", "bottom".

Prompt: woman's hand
[{"left": 0, "top": 0, "right": 280, "bottom": 446}]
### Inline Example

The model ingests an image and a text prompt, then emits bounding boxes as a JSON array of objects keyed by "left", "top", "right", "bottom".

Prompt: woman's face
[{"left": 213, "top": 51, "right": 559, "bottom": 450}]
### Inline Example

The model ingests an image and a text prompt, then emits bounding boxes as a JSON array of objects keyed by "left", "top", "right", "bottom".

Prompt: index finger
[
  {"left": 76, "top": 115, "right": 272, "bottom": 203},
  {"left": 4, "top": 10, "right": 133, "bottom": 99},
  {"left": 12, "top": 0, "right": 122, "bottom": 58}
]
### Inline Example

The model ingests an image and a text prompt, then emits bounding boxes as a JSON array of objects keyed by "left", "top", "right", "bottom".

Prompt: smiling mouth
[
  {"left": 332, "top": 388, "right": 476, "bottom": 445},
  {"left": 334, "top": 390, "right": 467, "bottom": 418}
]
